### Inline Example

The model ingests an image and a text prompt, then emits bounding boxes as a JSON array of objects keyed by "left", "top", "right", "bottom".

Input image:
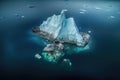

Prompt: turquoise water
[{"left": 0, "top": 0, "right": 120, "bottom": 80}]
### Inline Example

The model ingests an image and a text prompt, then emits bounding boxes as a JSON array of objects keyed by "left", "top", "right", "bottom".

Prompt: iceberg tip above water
[
  {"left": 32, "top": 9, "right": 90, "bottom": 47},
  {"left": 33, "top": 9, "right": 91, "bottom": 64}
]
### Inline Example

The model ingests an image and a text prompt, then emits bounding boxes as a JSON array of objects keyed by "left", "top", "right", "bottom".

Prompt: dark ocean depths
[{"left": 0, "top": 0, "right": 120, "bottom": 80}]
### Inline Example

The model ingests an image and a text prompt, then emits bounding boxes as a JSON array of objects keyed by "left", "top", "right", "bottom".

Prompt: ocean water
[{"left": 0, "top": 0, "right": 120, "bottom": 80}]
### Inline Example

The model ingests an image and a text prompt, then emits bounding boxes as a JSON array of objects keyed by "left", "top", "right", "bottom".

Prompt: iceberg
[
  {"left": 32, "top": 9, "right": 90, "bottom": 64},
  {"left": 35, "top": 53, "right": 41, "bottom": 59},
  {"left": 32, "top": 9, "right": 90, "bottom": 47}
]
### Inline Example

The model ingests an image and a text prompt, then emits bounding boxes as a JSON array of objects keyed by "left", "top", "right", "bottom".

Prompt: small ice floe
[
  {"left": 80, "top": 12, "right": 85, "bottom": 14},
  {"left": 21, "top": 16, "right": 25, "bottom": 18},
  {"left": 110, "top": 16, "right": 115, "bottom": 19},
  {"left": 35, "top": 53, "right": 42, "bottom": 59},
  {"left": 80, "top": 9, "right": 87, "bottom": 12},
  {"left": 95, "top": 7, "right": 102, "bottom": 10},
  {"left": 88, "top": 30, "right": 91, "bottom": 34},
  {"left": 79, "top": 9, "right": 87, "bottom": 14}
]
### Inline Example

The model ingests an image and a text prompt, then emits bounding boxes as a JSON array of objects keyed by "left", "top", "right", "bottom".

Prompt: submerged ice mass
[{"left": 33, "top": 9, "right": 90, "bottom": 65}]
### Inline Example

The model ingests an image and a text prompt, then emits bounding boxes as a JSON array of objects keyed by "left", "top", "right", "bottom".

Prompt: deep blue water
[{"left": 0, "top": 0, "right": 120, "bottom": 80}]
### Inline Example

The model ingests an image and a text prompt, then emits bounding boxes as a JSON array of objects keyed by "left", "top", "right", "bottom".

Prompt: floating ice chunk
[
  {"left": 80, "top": 9, "right": 87, "bottom": 12},
  {"left": 88, "top": 30, "right": 91, "bottom": 34},
  {"left": 79, "top": 9, "right": 87, "bottom": 14},
  {"left": 80, "top": 12, "right": 85, "bottom": 14},
  {"left": 110, "top": 16, "right": 115, "bottom": 19},
  {"left": 21, "top": 16, "right": 25, "bottom": 18},
  {"left": 35, "top": 53, "right": 41, "bottom": 59},
  {"left": 95, "top": 7, "right": 102, "bottom": 10}
]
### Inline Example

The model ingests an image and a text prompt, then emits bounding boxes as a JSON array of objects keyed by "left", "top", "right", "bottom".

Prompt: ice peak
[{"left": 61, "top": 9, "right": 68, "bottom": 14}]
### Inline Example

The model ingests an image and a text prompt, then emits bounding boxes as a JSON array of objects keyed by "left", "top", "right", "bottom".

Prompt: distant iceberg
[{"left": 32, "top": 9, "right": 90, "bottom": 47}]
